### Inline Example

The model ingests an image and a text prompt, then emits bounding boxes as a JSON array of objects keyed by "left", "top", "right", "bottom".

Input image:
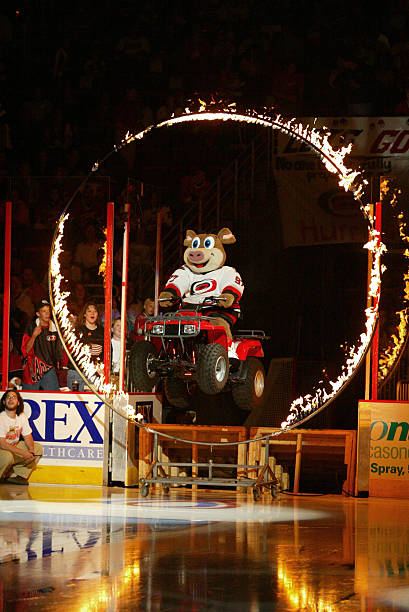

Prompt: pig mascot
[{"left": 159, "top": 228, "right": 244, "bottom": 339}]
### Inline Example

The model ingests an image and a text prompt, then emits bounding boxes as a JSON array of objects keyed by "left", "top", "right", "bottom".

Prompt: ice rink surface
[{"left": 1, "top": 484, "right": 408, "bottom": 611}]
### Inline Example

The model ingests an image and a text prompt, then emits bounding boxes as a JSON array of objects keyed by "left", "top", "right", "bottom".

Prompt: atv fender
[{"left": 229, "top": 339, "right": 264, "bottom": 360}]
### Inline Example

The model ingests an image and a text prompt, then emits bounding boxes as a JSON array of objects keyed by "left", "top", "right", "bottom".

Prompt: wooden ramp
[{"left": 249, "top": 427, "right": 357, "bottom": 495}]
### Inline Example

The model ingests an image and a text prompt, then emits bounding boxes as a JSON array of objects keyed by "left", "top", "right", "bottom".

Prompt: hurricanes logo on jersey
[{"left": 191, "top": 279, "right": 217, "bottom": 295}]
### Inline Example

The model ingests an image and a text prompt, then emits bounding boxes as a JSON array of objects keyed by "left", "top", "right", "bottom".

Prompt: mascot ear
[
  {"left": 184, "top": 229, "right": 197, "bottom": 246},
  {"left": 217, "top": 227, "right": 236, "bottom": 244}
]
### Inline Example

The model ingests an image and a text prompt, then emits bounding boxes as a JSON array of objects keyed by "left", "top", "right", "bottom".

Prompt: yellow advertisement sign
[{"left": 366, "top": 401, "right": 409, "bottom": 497}]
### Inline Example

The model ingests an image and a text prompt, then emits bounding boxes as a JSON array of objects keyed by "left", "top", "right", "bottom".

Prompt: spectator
[
  {"left": 74, "top": 222, "right": 104, "bottom": 282},
  {"left": 0, "top": 389, "right": 43, "bottom": 485},
  {"left": 67, "top": 301, "right": 104, "bottom": 391},
  {"left": 132, "top": 297, "right": 154, "bottom": 341},
  {"left": 126, "top": 281, "right": 143, "bottom": 333},
  {"left": 111, "top": 317, "right": 123, "bottom": 375},
  {"left": 71, "top": 282, "right": 87, "bottom": 312},
  {"left": 59, "top": 249, "right": 82, "bottom": 289},
  {"left": 21, "top": 299, "right": 63, "bottom": 391}
]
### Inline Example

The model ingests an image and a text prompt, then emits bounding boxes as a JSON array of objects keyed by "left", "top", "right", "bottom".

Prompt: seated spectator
[
  {"left": 132, "top": 297, "right": 154, "bottom": 341},
  {"left": 0, "top": 389, "right": 43, "bottom": 485},
  {"left": 21, "top": 299, "right": 62, "bottom": 391},
  {"left": 71, "top": 282, "right": 87, "bottom": 312},
  {"left": 67, "top": 301, "right": 104, "bottom": 391}
]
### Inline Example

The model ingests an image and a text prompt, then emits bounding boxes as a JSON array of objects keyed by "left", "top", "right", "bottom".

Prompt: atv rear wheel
[
  {"left": 164, "top": 378, "right": 197, "bottom": 409},
  {"left": 129, "top": 341, "right": 159, "bottom": 392},
  {"left": 232, "top": 357, "right": 265, "bottom": 410},
  {"left": 197, "top": 343, "right": 229, "bottom": 395}
]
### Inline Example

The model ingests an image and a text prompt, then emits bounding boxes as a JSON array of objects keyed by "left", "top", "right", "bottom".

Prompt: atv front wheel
[
  {"left": 232, "top": 357, "right": 265, "bottom": 410},
  {"left": 129, "top": 341, "right": 159, "bottom": 392},
  {"left": 164, "top": 378, "right": 197, "bottom": 409},
  {"left": 197, "top": 343, "right": 229, "bottom": 395}
]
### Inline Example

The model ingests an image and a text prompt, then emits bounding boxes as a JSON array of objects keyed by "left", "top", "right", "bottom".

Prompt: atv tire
[
  {"left": 232, "top": 357, "right": 265, "bottom": 410},
  {"left": 197, "top": 343, "right": 229, "bottom": 395},
  {"left": 164, "top": 378, "right": 196, "bottom": 409},
  {"left": 129, "top": 340, "right": 159, "bottom": 392}
]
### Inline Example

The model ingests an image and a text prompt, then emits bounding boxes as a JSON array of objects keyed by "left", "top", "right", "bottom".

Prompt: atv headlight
[
  {"left": 183, "top": 324, "right": 196, "bottom": 334},
  {"left": 151, "top": 324, "right": 164, "bottom": 335}
]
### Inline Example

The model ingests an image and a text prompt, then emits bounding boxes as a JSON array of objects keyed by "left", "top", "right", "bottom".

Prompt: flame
[
  {"left": 51, "top": 100, "right": 384, "bottom": 429},
  {"left": 98, "top": 228, "right": 107, "bottom": 281},
  {"left": 50, "top": 214, "right": 136, "bottom": 420},
  {"left": 377, "top": 182, "right": 409, "bottom": 383},
  {"left": 119, "top": 105, "right": 367, "bottom": 201}
]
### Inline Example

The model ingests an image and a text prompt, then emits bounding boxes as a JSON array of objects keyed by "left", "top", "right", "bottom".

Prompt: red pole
[
  {"left": 104, "top": 202, "right": 114, "bottom": 383},
  {"left": 371, "top": 201, "right": 382, "bottom": 400},
  {"left": 2, "top": 201, "right": 12, "bottom": 390},
  {"left": 119, "top": 203, "right": 130, "bottom": 391}
]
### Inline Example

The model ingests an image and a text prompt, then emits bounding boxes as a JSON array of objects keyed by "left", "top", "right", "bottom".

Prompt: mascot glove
[
  {"left": 218, "top": 293, "right": 235, "bottom": 308},
  {"left": 159, "top": 291, "right": 175, "bottom": 307}
]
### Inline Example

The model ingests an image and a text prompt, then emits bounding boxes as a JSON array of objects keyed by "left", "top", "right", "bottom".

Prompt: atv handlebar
[{"left": 158, "top": 296, "right": 227, "bottom": 306}]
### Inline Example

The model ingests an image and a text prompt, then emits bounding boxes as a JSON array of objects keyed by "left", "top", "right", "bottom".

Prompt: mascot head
[{"left": 183, "top": 228, "right": 236, "bottom": 274}]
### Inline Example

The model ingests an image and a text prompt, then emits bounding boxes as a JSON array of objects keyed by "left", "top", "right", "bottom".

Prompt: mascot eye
[
  {"left": 192, "top": 237, "right": 200, "bottom": 249},
  {"left": 204, "top": 236, "right": 215, "bottom": 249}
]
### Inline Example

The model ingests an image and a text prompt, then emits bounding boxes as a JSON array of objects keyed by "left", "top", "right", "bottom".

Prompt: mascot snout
[{"left": 188, "top": 250, "right": 207, "bottom": 263}]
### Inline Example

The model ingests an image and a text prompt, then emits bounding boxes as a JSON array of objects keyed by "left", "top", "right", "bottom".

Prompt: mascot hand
[
  {"left": 218, "top": 293, "right": 235, "bottom": 308},
  {"left": 159, "top": 291, "right": 175, "bottom": 307}
]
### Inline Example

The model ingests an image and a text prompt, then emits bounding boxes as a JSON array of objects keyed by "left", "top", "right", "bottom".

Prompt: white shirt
[
  {"left": 111, "top": 337, "right": 121, "bottom": 373},
  {"left": 0, "top": 411, "right": 32, "bottom": 445},
  {"left": 165, "top": 265, "right": 244, "bottom": 306}
]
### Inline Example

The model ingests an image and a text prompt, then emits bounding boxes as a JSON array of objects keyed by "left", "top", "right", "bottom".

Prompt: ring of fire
[{"left": 49, "top": 104, "right": 386, "bottom": 433}]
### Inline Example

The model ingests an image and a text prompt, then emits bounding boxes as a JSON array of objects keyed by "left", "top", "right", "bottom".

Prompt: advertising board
[
  {"left": 357, "top": 400, "right": 409, "bottom": 498},
  {"left": 19, "top": 391, "right": 161, "bottom": 485}
]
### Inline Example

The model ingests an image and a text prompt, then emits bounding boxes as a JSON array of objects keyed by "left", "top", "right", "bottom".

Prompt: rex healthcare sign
[
  {"left": 21, "top": 391, "right": 107, "bottom": 485},
  {"left": 274, "top": 116, "right": 409, "bottom": 247},
  {"left": 362, "top": 400, "right": 409, "bottom": 497}
]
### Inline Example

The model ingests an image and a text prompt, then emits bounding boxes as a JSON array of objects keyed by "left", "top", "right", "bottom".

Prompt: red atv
[{"left": 129, "top": 297, "right": 268, "bottom": 410}]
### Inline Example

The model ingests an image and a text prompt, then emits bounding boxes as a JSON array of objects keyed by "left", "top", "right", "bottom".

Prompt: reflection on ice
[{"left": 0, "top": 498, "right": 328, "bottom": 524}]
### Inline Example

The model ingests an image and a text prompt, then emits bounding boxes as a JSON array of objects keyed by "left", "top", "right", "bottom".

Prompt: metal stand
[{"left": 139, "top": 432, "right": 280, "bottom": 501}]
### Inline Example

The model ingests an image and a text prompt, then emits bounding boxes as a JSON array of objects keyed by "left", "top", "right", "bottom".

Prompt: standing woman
[
  {"left": 0, "top": 389, "right": 43, "bottom": 484},
  {"left": 67, "top": 301, "right": 104, "bottom": 391}
]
